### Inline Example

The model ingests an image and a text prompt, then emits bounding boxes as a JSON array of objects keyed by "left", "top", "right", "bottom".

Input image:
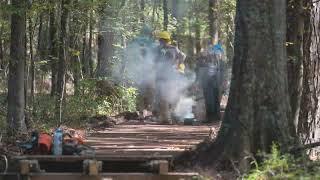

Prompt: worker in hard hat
[{"left": 154, "top": 31, "right": 186, "bottom": 124}]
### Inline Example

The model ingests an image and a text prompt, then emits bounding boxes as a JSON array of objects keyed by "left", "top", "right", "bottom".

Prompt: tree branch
[{"left": 290, "top": 141, "right": 320, "bottom": 153}]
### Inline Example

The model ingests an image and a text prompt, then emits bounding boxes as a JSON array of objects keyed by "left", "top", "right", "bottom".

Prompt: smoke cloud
[{"left": 113, "top": 37, "right": 196, "bottom": 121}]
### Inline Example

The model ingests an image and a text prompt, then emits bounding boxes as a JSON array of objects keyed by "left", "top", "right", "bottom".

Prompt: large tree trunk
[
  {"left": 287, "top": 0, "right": 304, "bottom": 131},
  {"left": 188, "top": 0, "right": 297, "bottom": 171},
  {"left": 299, "top": 1, "right": 320, "bottom": 146},
  {"left": 209, "top": 0, "right": 219, "bottom": 43},
  {"left": 7, "top": 0, "right": 27, "bottom": 132},
  {"left": 97, "top": 31, "right": 114, "bottom": 77},
  {"left": 56, "top": 0, "right": 71, "bottom": 122},
  {"left": 96, "top": 3, "right": 115, "bottom": 78},
  {"left": 49, "top": 0, "right": 58, "bottom": 96}
]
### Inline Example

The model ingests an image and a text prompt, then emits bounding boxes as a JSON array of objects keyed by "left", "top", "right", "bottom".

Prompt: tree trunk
[
  {"left": 28, "top": 17, "right": 35, "bottom": 107},
  {"left": 37, "top": 12, "right": 46, "bottom": 63},
  {"left": 71, "top": 35, "right": 82, "bottom": 94},
  {"left": 195, "top": 18, "right": 201, "bottom": 54},
  {"left": 81, "top": 32, "right": 88, "bottom": 77},
  {"left": 7, "top": 0, "right": 27, "bottom": 132},
  {"left": 209, "top": 0, "right": 219, "bottom": 43},
  {"left": 97, "top": 31, "right": 114, "bottom": 77},
  {"left": 163, "top": 0, "right": 168, "bottom": 31},
  {"left": 226, "top": 23, "right": 234, "bottom": 61},
  {"left": 287, "top": 0, "right": 304, "bottom": 132},
  {"left": 88, "top": 10, "right": 94, "bottom": 77},
  {"left": 56, "top": 0, "right": 71, "bottom": 122},
  {"left": 49, "top": 0, "right": 58, "bottom": 96},
  {"left": 96, "top": 3, "right": 113, "bottom": 78},
  {"left": 172, "top": 0, "right": 178, "bottom": 19},
  {"left": 140, "top": 0, "right": 145, "bottom": 23},
  {"left": 0, "top": 28, "right": 3, "bottom": 70},
  {"left": 299, "top": 1, "right": 320, "bottom": 146},
  {"left": 187, "top": 14, "right": 194, "bottom": 57},
  {"left": 194, "top": 0, "right": 296, "bottom": 171}
]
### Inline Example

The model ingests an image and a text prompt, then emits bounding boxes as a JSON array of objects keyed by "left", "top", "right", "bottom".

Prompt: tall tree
[
  {"left": 7, "top": 0, "right": 27, "bottom": 132},
  {"left": 88, "top": 5, "right": 94, "bottom": 77},
  {"left": 209, "top": 0, "right": 219, "bottom": 43},
  {"left": 299, "top": 1, "right": 320, "bottom": 144},
  {"left": 163, "top": 0, "right": 168, "bottom": 31},
  {"left": 49, "top": 0, "right": 59, "bottom": 96},
  {"left": 28, "top": 17, "right": 35, "bottom": 106},
  {"left": 178, "top": 0, "right": 298, "bottom": 171},
  {"left": 140, "top": 0, "right": 145, "bottom": 23},
  {"left": 97, "top": 27, "right": 114, "bottom": 77},
  {"left": 96, "top": 1, "right": 125, "bottom": 77},
  {"left": 0, "top": 27, "right": 3, "bottom": 70},
  {"left": 56, "top": 0, "right": 71, "bottom": 121},
  {"left": 287, "top": 0, "right": 304, "bottom": 131}
]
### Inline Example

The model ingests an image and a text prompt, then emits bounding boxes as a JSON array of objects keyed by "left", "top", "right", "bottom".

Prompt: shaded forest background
[
  {"left": 0, "top": 0, "right": 236, "bottom": 131},
  {"left": 1, "top": 0, "right": 320, "bottom": 178}
]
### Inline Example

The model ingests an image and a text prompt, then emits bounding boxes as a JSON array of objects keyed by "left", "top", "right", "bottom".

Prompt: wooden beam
[{"left": 24, "top": 172, "right": 199, "bottom": 180}]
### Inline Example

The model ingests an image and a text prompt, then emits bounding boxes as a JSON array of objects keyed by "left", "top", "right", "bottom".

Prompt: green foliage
[
  {"left": 66, "top": 79, "right": 136, "bottom": 124},
  {"left": 244, "top": 144, "right": 320, "bottom": 179},
  {"left": 31, "top": 79, "right": 137, "bottom": 127},
  {"left": 32, "top": 95, "right": 56, "bottom": 126}
]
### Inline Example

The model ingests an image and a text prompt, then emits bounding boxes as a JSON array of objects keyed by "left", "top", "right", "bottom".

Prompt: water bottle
[{"left": 53, "top": 128, "right": 63, "bottom": 155}]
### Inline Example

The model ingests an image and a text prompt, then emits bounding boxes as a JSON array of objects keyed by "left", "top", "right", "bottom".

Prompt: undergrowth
[
  {"left": 30, "top": 79, "right": 137, "bottom": 128},
  {"left": 244, "top": 144, "right": 320, "bottom": 180}
]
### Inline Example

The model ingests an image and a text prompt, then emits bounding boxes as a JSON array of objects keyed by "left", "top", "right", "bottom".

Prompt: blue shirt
[{"left": 209, "top": 43, "right": 224, "bottom": 55}]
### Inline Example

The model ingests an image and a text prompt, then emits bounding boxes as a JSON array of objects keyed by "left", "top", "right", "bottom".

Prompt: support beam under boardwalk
[{"left": 15, "top": 172, "right": 198, "bottom": 180}]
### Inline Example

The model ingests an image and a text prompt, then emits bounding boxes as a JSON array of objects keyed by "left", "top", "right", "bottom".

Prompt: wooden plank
[
  {"left": 19, "top": 160, "right": 30, "bottom": 175},
  {"left": 12, "top": 155, "right": 173, "bottom": 162},
  {"left": 26, "top": 172, "right": 199, "bottom": 180}
]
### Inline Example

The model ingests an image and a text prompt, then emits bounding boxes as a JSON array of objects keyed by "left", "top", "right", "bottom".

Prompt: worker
[
  {"left": 195, "top": 40, "right": 225, "bottom": 123},
  {"left": 154, "top": 31, "right": 186, "bottom": 124},
  {"left": 128, "top": 25, "right": 156, "bottom": 118}
]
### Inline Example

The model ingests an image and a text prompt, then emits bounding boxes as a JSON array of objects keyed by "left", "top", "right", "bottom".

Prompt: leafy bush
[
  {"left": 32, "top": 79, "right": 137, "bottom": 127},
  {"left": 64, "top": 79, "right": 136, "bottom": 125},
  {"left": 244, "top": 144, "right": 320, "bottom": 179}
]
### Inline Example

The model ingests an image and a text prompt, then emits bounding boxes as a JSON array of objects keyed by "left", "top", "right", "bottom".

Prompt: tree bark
[
  {"left": 96, "top": 3, "right": 116, "bottom": 78},
  {"left": 37, "top": 12, "right": 47, "bottom": 63},
  {"left": 28, "top": 17, "right": 35, "bottom": 107},
  {"left": 7, "top": 0, "right": 27, "bottom": 132},
  {"left": 286, "top": 0, "right": 304, "bottom": 133},
  {"left": 299, "top": 1, "right": 320, "bottom": 146},
  {"left": 163, "top": 0, "right": 168, "bottom": 31},
  {"left": 88, "top": 9, "right": 94, "bottom": 77},
  {"left": 140, "top": 0, "right": 145, "bottom": 23},
  {"left": 0, "top": 28, "right": 3, "bottom": 70},
  {"left": 56, "top": 0, "right": 71, "bottom": 122},
  {"left": 195, "top": 18, "right": 201, "bottom": 54},
  {"left": 194, "top": 0, "right": 296, "bottom": 171},
  {"left": 97, "top": 31, "right": 114, "bottom": 77},
  {"left": 209, "top": 0, "right": 219, "bottom": 43},
  {"left": 172, "top": 0, "right": 178, "bottom": 19},
  {"left": 49, "top": 0, "right": 58, "bottom": 96}
]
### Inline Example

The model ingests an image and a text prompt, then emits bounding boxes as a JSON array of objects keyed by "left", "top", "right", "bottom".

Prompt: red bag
[{"left": 38, "top": 133, "right": 53, "bottom": 154}]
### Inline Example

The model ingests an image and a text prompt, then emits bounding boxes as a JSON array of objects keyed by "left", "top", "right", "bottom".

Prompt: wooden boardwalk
[{"left": 86, "top": 124, "right": 217, "bottom": 157}]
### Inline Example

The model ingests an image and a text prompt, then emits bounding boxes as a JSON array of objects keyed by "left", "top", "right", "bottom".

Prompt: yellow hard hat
[{"left": 157, "top": 31, "right": 171, "bottom": 41}]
